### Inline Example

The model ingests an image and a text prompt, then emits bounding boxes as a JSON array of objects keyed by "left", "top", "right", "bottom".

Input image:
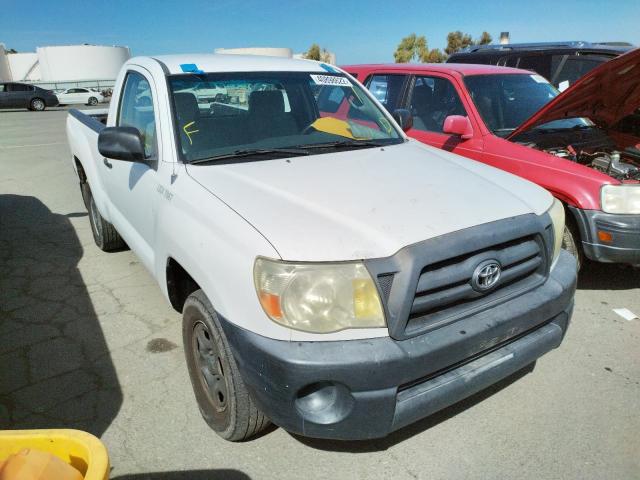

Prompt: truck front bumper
[
  {"left": 220, "top": 251, "right": 576, "bottom": 440},
  {"left": 569, "top": 207, "right": 640, "bottom": 265}
]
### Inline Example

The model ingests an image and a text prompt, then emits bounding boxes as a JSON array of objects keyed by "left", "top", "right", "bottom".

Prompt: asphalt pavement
[{"left": 1, "top": 107, "right": 639, "bottom": 480}]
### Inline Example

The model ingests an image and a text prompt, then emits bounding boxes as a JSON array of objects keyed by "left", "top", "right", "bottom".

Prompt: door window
[
  {"left": 365, "top": 74, "right": 407, "bottom": 111},
  {"left": 7, "top": 83, "right": 31, "bottom": 92},
  {"left": 118, "top": 71, "right": 157, "bottom": 159},
  {"left": 514, "top": 55, "right": 552, "bottom": 80},
  {"left": 550, "top": 54, "right": 610, "bottom": 90},
  {"left": 0, "top": 84, "right": 5, "bottom": 92},
  {"left": 409, "top": 76, "right": 467, "bottom": 133}
]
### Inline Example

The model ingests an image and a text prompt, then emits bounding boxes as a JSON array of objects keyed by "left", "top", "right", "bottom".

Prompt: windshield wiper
[
  {"left": 530, "top": 124, "right": 594, "bottom": 135},
  {"left": 189, "top": 148, "right": 310, "bottom": 164},
  {"left": 295, "top": 139, "right": 390, "bottom": 150}
]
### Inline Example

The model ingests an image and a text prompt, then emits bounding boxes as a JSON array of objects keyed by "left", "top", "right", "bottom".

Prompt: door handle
[{"left": 103, "top": 158, "right": 112, "bottom": 169}]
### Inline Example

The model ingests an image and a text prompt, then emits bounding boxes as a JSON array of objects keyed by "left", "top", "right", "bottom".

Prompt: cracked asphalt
[{"left": 1, "top": 108, "right": 639, "bottom": 480}]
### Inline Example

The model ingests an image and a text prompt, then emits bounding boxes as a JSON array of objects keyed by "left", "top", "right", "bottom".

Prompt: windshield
[
  {"left": 168, "top": 71, "right": 402, "bottom": 163},
  {"left": 464, "top": 74, "right": 592, "bottom": 136}
]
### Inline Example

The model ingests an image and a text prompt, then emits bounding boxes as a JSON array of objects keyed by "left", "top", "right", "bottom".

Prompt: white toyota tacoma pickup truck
[{"left": 66, "top": 54, "right": 577, "bottom": 441}]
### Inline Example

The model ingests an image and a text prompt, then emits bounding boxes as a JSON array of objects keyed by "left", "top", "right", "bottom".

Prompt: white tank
[
  {"left": 0, "top": 45, "right": 11, "bottom": 81},
  {"left": 215, "top": 47, "right": 293, "bottom": 58},
  {"left": 37, "top": 45, "right": 131, "bottom": 81},
  {"left": 7, "top": 52, "right": 40, "bottom": 81}
]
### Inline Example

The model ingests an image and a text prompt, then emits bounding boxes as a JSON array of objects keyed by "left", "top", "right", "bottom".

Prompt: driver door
[
  {"left": 404, "top": 74, "right": 483, "bottom": 160},
  {"left": 0, "top": 84, "right": 6, "bottom": 108},
  {"left": 101, "top": 68, "right": 162, "bottom": 270}
]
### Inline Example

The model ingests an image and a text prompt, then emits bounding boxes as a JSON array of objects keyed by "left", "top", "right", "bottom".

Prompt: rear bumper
[
  {"left": 220, "top": 251, "right": 576, "bottom": 440},
  {"left": 45, "top": 96, "right": 59, "bottom": 107},
  {"left": 569, "top": 207, "right": 640, "bottom": 265}
]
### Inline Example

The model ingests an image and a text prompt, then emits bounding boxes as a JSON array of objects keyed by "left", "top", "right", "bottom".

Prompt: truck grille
[
  {"left": 365, "top": 214, "right": 554, "bottom": 340},
  {"left": 406, "top": 234, "right": 545, "bottom": 336}
]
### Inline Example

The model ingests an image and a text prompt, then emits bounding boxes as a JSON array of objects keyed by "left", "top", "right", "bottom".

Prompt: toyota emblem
[{"left": 471, "top": 260, "right": 501, "bottom": 292}]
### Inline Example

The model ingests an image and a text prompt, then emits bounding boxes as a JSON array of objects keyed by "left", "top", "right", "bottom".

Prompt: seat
[
  {"left": 173, "top": 92, "right": 201, "bottom": 154},
  {"left": 248, "top": 91, "right": 298, "bottom": 141},
  {"left": 174, "top": 92, "right": 200, "bottom": 124},
  {"left": 475, "top": 94, "right": 498, "bottom": 131},
  {"left": 411, "top": 86, "right": 439, "bottom": 132}
]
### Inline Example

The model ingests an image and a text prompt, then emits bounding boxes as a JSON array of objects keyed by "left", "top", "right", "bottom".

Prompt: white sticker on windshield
[
  {"left": 531, "top": 74, "right": 548, "bottom": 84},
  {"left": 310, "top": 74, "right": 351, "bottom": 87}
]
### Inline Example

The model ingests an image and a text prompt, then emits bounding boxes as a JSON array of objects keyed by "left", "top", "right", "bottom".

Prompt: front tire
[
  {"left": 562, "top": 221, "right": 583, "bottom": 271},
  {"left": 183, "top": 290, "right": 269, "bottom": 441},
  {"left": 88, "top": 96, "right": 98, "bottom": 106},
  {"left": 86, "top": 185, "right": 126, "bottom": 251},
  {"left": 30, "top": 98, "right": 45, "bottom": 111}
]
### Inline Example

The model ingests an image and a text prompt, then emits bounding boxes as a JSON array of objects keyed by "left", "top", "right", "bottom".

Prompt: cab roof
[
  {"left": 341, "top": 63, "right": 532, "bottom": 76},
  {"left": 145, "top": 54, "right": 330, "bottom": 74}
]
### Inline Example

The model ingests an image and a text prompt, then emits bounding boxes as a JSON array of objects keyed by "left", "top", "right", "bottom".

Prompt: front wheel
[
  {"left": 30, "top": 98, "right": 45, "bottom": 111},
  {"left": 562, "top": 222, "right": 583, "bottom": 271},
  {"left": 87, "top": 96, "right": 98, "bottom": 106},
  {"left": 183, "top": 290, "right": 270, "bottom": 441}
]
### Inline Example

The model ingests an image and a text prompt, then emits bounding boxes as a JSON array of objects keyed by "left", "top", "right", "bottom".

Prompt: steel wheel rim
[
  {"left": 89, "top": 197, "right": 102, "bottom": 239},
  {"left": 192, "top": 321, "right": 228, "bottom": 412},
  {"left": 33, "top": 100, "right": 44, "bottom": 110}
]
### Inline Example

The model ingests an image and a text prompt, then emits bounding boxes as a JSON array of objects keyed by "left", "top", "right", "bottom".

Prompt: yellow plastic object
[
  {"left": 309, "top": 117, "right": 357, "bottom": 139},
  {"left": 0, "top": 430, "right": 109, "bottom": 480}
]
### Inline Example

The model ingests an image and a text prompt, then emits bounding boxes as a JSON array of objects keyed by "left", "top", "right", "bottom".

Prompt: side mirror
[
  {"left": 98, "top": 126, "right": 146, "bottom": 162},
  {"left": 392, "top": 109, "right": 413, "bottom": 132},
  {"left": 442, "top": 115, "right": 473, "bottom": 139}
]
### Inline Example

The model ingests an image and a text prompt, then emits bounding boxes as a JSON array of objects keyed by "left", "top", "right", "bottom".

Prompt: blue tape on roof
[
  {"left": 320, "top": 63, "right": 337, "bottom": 73},
  {"left": 180, "top": 63, "right": 204, "bottom": 74}
]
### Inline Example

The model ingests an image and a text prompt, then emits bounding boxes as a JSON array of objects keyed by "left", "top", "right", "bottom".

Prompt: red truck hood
[{"left": 507, "top": 48, "right": 640, "bottom": 139}]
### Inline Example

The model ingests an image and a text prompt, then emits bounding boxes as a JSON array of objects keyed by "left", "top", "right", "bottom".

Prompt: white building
[
  {"left": 215, "top": 47, "right": 293, "bottom": 58},
  {"left": 215, "top": 47, "right": 336, "bottom": 65}
]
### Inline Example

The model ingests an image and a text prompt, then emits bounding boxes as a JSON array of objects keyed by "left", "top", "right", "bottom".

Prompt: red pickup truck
[{"left": 344, "top": 49, "right": 640, "bottom": 269}]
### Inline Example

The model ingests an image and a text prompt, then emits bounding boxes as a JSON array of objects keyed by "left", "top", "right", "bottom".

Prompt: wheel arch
[
  {"left": 166, "top": 257, "right": 201, "bottom": 313},
  {"left": 74, "top": 156, "right": 88, "bottom": 183}
]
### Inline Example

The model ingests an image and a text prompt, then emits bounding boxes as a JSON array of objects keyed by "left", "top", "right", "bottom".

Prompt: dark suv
[
  {"left": 447, "top": 41, "right": 633, "bottom": 90},
  {"left": 0, "top": 82, "right": 59, "bottom": 111}
]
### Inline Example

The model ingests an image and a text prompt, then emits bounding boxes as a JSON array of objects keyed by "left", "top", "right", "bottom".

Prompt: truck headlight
[
  {"left": 254, "top": 258, "right": 385, "bottom": 333},
  {"left": 548, "top": 198, "right": 565, "bottom": 268},
  {"left": 601, "top": 184, "right": 640, "bottom": 214}
]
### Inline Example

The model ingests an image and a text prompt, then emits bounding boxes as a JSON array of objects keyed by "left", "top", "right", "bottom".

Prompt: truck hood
[
  {"left": 186, "top": 141, "right": 551, "bottom": 261},
  {"left": 507, "top": 47, "right": 640, "bottom": 139}
]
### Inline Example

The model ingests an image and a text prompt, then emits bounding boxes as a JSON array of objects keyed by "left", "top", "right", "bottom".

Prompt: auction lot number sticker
[{"left": 310, "top": 74, "right": 352, "bottom": 86}]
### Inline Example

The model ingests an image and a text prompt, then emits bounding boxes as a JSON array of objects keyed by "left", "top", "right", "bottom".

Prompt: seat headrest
[
  {"left": 411, "top": 86, "right": 433, "bottom": 113},
  {"left": 173, "top": 92, "right": 199, "bottom": 123},
  {"left": 249, "top": 91, "right": 285, "bottom": 115}
]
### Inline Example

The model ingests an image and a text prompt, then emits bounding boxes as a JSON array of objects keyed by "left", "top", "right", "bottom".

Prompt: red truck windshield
[{"left": 464, "top": 74, "right": 591, "bottom": 136}]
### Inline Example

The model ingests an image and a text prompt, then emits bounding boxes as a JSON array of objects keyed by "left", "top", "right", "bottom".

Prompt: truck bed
[{"left": 69, "top": 108, "right": 108, "bottom": 132}]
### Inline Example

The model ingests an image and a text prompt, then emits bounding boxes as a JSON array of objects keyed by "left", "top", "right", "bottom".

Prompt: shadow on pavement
[
  {"left": 112, "top": 471, "right": 251, "bottom": 480},
  {"left": 577, "top": 261, "right": 639, "bottom": 290},
  {"left": 292, "top": 362, "right": 535, "bottom": 453},
  {"left": 0, "top": 194, "right": 122, "bottom": 436}
]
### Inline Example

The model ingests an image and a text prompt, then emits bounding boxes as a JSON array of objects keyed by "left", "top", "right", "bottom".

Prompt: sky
[{"left": 1, "top": 0, "right": 639, "bottom": 64}]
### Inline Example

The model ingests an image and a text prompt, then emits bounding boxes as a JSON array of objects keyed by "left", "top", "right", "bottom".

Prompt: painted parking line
[{"left": 0, "top": 142, "right": 66, "bottom": 149}]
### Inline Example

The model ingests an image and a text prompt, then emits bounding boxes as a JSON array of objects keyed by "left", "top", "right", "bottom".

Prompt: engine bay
[
  {"left": 516, "top": 127, "right": 640, "bottom": 181},
  {"left": 543, "top": 147, "right": 640, "bottom": 181}
]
